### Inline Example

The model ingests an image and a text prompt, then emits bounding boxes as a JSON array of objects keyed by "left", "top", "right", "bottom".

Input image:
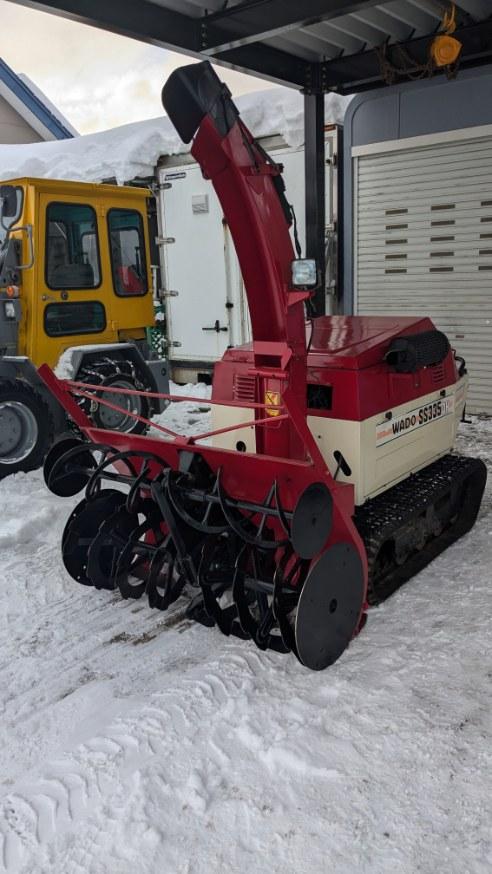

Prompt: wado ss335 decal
[{"left": 376, "top": 396, "right": 455, "bottom": 447}]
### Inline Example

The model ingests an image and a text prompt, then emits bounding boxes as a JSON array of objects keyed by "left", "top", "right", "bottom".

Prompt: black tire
[
  {"left": 0, "top": 380, "right": 54, "bottom": 479},
  {"left": 77, "top": 358, "right": 150, "bottom": 436}
]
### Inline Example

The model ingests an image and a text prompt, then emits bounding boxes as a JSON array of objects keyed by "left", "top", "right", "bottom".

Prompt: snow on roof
[{"left": 0, "top": 87, "right": 351, "bottom": 185}]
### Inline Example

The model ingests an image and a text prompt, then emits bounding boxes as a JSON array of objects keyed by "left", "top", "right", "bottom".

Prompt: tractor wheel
[
  {"left": 0, "top": 381, "right": 53, "bottom": 479},
  {"left": 78, "top": 359, "right": 150, "bottom": 435}
]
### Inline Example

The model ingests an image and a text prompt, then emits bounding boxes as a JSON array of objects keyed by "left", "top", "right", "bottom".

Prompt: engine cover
[{"left": 211, "top": 315, "right": 466, "bottom": 505}]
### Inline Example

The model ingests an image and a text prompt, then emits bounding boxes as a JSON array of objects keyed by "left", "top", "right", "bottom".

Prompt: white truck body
[{"left": 157, "top": 130, "right": 340, "bottom": 381}]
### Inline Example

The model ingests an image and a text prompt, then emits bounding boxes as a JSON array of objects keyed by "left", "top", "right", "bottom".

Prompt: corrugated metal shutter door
[{"left": 355, "top": 136, "right": 492, "bottom": 414}]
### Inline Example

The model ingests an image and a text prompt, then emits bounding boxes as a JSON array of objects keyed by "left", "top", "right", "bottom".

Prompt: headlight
[
  {"left": 4, "top": 301, "right": 16, "bottom": 319},
  {"left": 291, "top": 259, "right": 317, "bottom": 289}
]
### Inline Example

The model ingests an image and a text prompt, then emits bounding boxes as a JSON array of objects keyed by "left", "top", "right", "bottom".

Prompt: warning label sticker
[
  {"left": 376, "top": 396, "right": 455, "bottom": 447},
  {"left": 264, "top": 390, "right": 281, "bottom": 417}
]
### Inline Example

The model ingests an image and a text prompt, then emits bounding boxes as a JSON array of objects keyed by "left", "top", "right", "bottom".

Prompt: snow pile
[
  {"left": 0, "top": 89, "right": 351, "bottom": 185},
  {"left": 151, "top": 381, "right": 211, "bottom": 439},
  {"left": 53, "top": 347, "right": 76, "bottom": 380},
  {"left": 0, "top": 410, "right": 489, "bottom": 873},
  {"left": 232, "top": 87, "right": 350, "bottom": 150},
  {"left": 53, "top": 343, "right": 146, "bottom": 380}
]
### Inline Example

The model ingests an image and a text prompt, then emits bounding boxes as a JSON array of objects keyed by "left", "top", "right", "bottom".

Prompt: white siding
[{"left": 354, "top": 136, "right": 492, "bottom": 414}]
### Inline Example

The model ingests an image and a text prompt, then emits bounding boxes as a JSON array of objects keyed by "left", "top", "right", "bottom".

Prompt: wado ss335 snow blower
[{"left": 40, "top": 62, "right": 486, "bottom": 671}]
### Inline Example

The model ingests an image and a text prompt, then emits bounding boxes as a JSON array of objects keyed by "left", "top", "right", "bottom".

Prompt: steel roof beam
[
  {"left": 407, "top": 0, "right": 443, "bottom": 25},
  {"left": 454, "top": 0, "right": 491, "bottom": 17},
  {"left": 321, "top": 18, "right": 492, "bottom": 92},
  {"left": 352, "top": 7, "right": 414, "bottom": 43},
  {"left": 8, "top": 0, "right": 492, "bottom": 94},
  {"left": 213, "top": 40, "right": 309, "bottom": 87},
  {"left": 202, "top": 0, "right": 386, "bottom": 55},
  {"left": 326, "top": 16, "right": 393, "bottom": 47},
  {"left": 312, "top": 22, "right": 366, "bottom": 55},
  {"left": 8, "top": 0, "right": 308, "bottom": 87},
  {"left": 382, "top": 0, "right": 438, "bottom": 32},
  {"left": 404, "top": 0, "right": 444, "bottom": 21},
  {"left": 9, "top": 0, "right": 197, "bottom": 47}
]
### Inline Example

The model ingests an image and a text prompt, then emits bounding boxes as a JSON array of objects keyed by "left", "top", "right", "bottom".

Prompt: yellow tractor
[{"left": 0, "top": 178, "right": 168, "bottom": 478}]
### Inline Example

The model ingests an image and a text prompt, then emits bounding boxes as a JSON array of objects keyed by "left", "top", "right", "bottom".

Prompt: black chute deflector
[{"left": 162, "top": 61, "right": 238, "bottom": 144}]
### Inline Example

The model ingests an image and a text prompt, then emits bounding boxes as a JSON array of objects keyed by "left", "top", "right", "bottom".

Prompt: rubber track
[{"left": 354, "top": 453, "right": 487, "bottom": 605}]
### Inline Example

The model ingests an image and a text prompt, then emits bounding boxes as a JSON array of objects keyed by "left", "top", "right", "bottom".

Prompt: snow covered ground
[{"left": 0, "top": 408, "right": 490, "bottom": 874}]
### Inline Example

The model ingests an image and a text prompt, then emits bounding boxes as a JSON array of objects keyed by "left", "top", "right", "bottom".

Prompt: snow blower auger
[{"left": 40, "top": 61, "right": 486, "bottom": 671}]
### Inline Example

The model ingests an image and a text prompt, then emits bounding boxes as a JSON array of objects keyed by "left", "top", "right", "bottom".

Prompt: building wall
[
  {"left": 343, "top": 67, "right": 492, "bottom": 312},
  {"left": 0, "top": 92, "right": 43, "bottom": 143}
]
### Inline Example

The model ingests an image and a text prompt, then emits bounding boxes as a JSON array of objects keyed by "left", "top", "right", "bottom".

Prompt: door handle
[{"left": 202, "top": 320, "right": 228, "bottom": 333}]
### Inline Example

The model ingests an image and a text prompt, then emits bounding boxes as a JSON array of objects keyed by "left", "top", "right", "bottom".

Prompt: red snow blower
[{"left": 40, "top": 62, "right": 486, "bottom": 670}]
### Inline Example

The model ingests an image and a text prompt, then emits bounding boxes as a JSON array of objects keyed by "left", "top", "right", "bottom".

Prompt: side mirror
[
  {"left": 0, "top": 185, "right": 18, "bottom": 218},
  {"left": 291, "top": 259, "right": 317, "bottom": 289}
]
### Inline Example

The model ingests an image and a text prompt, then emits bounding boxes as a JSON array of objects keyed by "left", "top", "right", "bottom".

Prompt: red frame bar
[
  {"left": 67, "top": 387, "right": 179, "bottom": 438},
  {"left": 188, "top": 413, "right": 289, "bottom": 443},
  {"left": 56, "top": 378, "right": 289, "bottom": 446},
  {"left": 66, "top": 380, "right": 284, "bottom": 412}
]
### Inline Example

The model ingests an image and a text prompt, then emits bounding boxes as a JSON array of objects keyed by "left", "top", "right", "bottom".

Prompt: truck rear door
[{"left": 158, "top": 166, "right": 240, "bottom": 366}]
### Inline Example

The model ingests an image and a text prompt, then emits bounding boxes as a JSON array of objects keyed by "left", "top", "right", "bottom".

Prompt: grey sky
[{"left": 0, "top": 0, "right": 274, "bottom": 134}]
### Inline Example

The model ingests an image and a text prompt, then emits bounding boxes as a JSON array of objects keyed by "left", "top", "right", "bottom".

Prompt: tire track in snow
[
  {"left": 0, "top": 728, "right": 145, "bottom": 871},
  {"left": 0, "top": 423, "right": 490, "bottom": 873},
  {"left": 0, "top": 580, "right": 198, "bottom": 871},
  {"left": 0, "top": 648, "right": 261, "bottom": 873}
]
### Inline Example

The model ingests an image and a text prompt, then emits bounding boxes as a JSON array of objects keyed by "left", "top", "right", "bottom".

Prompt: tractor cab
[
  {"left": 0, "top": 178, "right": 156, "bottom": 368},
  {"left": 0, "top": 178, "right": 169, "bottom": 479}
]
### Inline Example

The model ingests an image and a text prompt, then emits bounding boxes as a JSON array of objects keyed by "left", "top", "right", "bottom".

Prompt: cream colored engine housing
[{"left": 211, "top": 376, "right": 467, "bottom": 506}]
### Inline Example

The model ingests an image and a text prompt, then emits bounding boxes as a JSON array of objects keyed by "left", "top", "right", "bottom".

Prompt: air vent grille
[
  {"left": 430, "top": 364, "right": 445, "bottom": 384},
  {"left": 233, "top": 374, "right": 256, "bottom": 403}
]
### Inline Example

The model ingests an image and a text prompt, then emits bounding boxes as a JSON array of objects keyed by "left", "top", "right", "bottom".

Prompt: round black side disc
[
  {"left": 291, "top": 482, "right": 333, "bottom": 560},
  {"left": 295, "top": 542, "right": 364, "bottom": 671},
  {"left": 45, "top": 437, "right": 97, "bottom": 497},
  {"left": 62, "top": 490, "right": 125, "bottom": 585}
]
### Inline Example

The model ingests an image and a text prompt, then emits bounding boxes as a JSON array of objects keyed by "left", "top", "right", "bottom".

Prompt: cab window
[
  {"left": 0, "top": 186, "right": 23, "bottom": 247},
  {"left": 46, "top": 202, "right": 101, "bottom": 289},
  {"left": 44, "top": 301, "right": 106, "bottom": 336},
  {"left": 108, "top": 208, "right": 148, "bottom": 296}
]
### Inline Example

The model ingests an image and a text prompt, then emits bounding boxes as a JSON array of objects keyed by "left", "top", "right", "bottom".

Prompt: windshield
[{"left": 0, "top": 186, "right": 24, "bottom": 247}]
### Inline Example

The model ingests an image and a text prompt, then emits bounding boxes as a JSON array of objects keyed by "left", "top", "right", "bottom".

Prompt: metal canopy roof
[{"left": 9, "top": 0, "right": 492, "bottom": 94}]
